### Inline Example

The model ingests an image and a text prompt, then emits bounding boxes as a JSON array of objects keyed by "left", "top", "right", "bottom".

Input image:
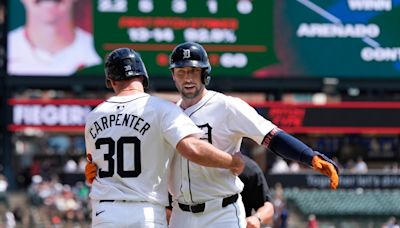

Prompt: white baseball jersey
[
  {"left": 85, "top": 93, "right": 203, "bottom": 206},
  {"left": 169, "top": 91, "right": 277, "bottom": 204},
  {"left": 8, "top": 27, "right": 101, "bottom": 76}
]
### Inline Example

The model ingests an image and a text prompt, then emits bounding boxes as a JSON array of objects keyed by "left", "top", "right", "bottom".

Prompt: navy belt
[
  {"left": 178, "top": 194, "right": 239, "bottom": 213},
  {"left": 100, "top": 200, "right": 115, "bottom": 203}
]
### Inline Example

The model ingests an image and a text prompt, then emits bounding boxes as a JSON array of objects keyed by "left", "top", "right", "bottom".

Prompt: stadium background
[{"left": 1, "top": 0, "right": 400, "bottom": 227}]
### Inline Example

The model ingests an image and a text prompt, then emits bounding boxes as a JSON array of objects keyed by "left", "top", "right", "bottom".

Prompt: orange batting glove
[
  {"left": 311, "top": 154, "right": 339, "bottom": 190},
  {"left": 85, "top": 154, "right": 97, "bottom": 184}
]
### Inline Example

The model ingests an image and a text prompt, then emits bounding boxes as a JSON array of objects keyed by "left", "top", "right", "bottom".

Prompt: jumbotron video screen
[{"left": 6, "top": 0, "right": 400, "bottom": 78}]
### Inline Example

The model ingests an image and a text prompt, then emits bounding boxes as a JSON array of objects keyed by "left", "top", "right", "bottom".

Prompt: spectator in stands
[
  {"left": 63, "top": 159, "right": 78, "bottom": 173},
  {"left": 272, "top": 183, "right": 288, "bottom": 228},
  {"left": 344, "top": 159, "right": 355, "bottom": 171},
  {"left": 5, "top": 211, "right": 16, "bottom": 228},
  {"left": 391, "top": 163, "right": 399, "bottom": 174},
  {"left": 271, "top": 157, "right": 290, "bottom": 174},
  {"left": 289, "top": 161, "right": 300, "bottom": 173},
  {"left": 307, "top": 214, "right": 319, "bottom": 228},
  {"left": 0, "top": 172, "right": 9, "bottom": 207},
  {"left": 27, "top": 175, "right": 43, "bottom": 206},
  {"left": 368, "top": 137, "right": 381, "bottom": 157},
  {"left": 7, "top": 0, "right": 101, "bottom": 76},
  {"left": 351, "top": 156, "right": 368, "bottom": 174},
  {"left": 382, "top": 216, "right": 399, "bottom": 228}
]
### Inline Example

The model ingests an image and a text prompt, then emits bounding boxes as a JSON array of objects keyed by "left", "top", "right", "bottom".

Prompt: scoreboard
[
  {"left": 6, "top": 0, "right": 400, "bottom": 78},
  {"left": 82, "top": 0, "right": 277, "bottom": 78}
]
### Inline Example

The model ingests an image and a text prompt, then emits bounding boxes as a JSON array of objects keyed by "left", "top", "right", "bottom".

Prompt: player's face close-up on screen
[{"left": 24, "top": 0, "right": 74, "bottom": 24}]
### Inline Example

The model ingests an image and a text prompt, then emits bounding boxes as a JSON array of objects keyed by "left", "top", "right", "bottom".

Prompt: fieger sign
[{"left": 13, "top": 104, "right": 92, "bottom": 126}]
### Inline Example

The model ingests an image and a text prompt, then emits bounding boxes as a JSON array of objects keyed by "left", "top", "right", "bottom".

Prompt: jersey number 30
[{"left": 95, "top": 137, "right": 141, "bottom": 178}]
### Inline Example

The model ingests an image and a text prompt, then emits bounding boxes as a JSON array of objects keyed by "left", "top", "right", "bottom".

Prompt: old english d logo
[
  {"left": 197, "top": 123, "right": 212, "bottom": 144},
  {"left": 183, "top": 49, "right": 191, "bottom": 59}
]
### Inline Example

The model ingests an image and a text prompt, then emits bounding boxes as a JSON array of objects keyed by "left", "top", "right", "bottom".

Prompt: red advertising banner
[
  {"left": 250, "top": 101, "right": 400, "bottom": 134},
  {"left": 8, "top": 99, "right": 400, "bottom": 134}
]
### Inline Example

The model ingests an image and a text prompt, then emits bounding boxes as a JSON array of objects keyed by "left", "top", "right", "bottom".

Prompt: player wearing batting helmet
[
  {"left": 167, "top": 42, "right": 339, "bottom": 228},
  {"left": 84, "top": 47, "right": 244, "bottom": 228}
]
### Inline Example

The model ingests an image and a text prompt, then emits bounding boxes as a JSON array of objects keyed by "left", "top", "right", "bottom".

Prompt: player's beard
[{"left": 180, "top": 84, "right": 203, "bottom": 99}]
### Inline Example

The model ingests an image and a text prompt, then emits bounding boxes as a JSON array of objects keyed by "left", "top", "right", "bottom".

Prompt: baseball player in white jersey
[
  {"left": 84, "top": 48, "right": 244, "bottom": 228},
  {"left": 167, "top": 42, "right": 339, "bottom": 228}
]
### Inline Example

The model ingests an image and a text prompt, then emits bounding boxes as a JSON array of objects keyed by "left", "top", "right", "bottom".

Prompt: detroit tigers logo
[
  {"left": 197, "top": 123, "right": 212, "bottom": 144},
  {"left": 182, "top": 49, "right": 191, "bottom": 59}
]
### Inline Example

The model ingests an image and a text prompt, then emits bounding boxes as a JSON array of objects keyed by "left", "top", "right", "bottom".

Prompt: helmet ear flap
[{"left": 202, "top": 69, "right": 211, "bottom": 85}]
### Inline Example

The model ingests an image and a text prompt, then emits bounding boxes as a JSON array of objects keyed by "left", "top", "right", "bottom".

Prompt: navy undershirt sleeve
[{"left": 268, "top": 130, "right": 316, "bottom": 166}]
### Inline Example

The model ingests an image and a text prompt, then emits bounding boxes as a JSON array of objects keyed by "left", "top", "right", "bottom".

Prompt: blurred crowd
[
  {"left": 27, "top": 175, "right": 90, "bottom": 227},
  {"left": 241, "top": 135, "right": 400, "bottom": 176},
  {"left": 0, "top": 173, "right": 90, "bottom": 227}
]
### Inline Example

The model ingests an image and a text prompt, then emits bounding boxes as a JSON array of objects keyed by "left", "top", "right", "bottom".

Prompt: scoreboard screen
[
  {"left": 7, "top": 0, "right": 276, "bottom": 78},
  {"left": 6, "top": 0, "right": 400, "bottom": 78},
  {"left": 85, "top": 0, "right": 277, "bottom": 78}
]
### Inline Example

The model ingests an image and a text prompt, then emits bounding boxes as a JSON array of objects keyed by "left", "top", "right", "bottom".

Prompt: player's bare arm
[
  {"left": 264, "top": 128, "right": 339, "bottom": 189},
  {"left": 176, "top": 136, "right": 244, "bottom": 175},
  {"left": 246, "top": 202, "right": 274, "bottom": 228}
]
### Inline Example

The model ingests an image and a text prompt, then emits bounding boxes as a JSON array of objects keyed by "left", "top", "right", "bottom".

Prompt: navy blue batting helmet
[
  {"left": 105, "top": 48, "right": 149, "bottom": 88},
  {"left": 169, "top": 42, "right": 211, "bottom": 85}
]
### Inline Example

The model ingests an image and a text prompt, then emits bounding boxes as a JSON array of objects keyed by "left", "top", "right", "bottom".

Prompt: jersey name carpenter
[{"left": 89, "top": 113, "right": 151, "bottom": 139}]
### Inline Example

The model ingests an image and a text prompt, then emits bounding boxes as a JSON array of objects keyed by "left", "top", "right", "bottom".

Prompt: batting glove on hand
[
  {"left": 85, "top": 154, "right": 97, "bottom": 185},
  {"left": 311, "top": 152, "right": 339, "bottom": 190}
]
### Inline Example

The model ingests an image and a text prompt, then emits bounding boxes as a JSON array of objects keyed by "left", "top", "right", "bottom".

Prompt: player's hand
[
  {"left": 312, "top": 153, "right": 339, "bottom": 189},
  {"left": 246, "top": 215, "right": 261, "bottom": 228},
  {"left": 85, "top": 154, "right": 97, "bottom": 184},
  {"left": 230, "top": 152, "right": 244, "bottom": 175}
]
